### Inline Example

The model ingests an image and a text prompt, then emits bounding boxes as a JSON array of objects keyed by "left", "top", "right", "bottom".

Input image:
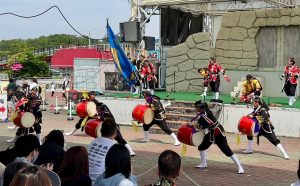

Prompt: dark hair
[
  {"left": 158, "top": 150, "right": 181, "bottom": 178},
  {"left": 89, "top": 91, "right": 96, "bottom": 96},
  {"left": 15, "top": 135, "right": 40, "bottom": 157},
  {"left": 58, "top": 146, "right": 89, "bottom": 183},
  {"left": 289, "top": 57, "right": 295, "bottom": 65},
  {"left": 253, "top": 96, "right": 269, "bottom": 110},
  {"left": 194, "top": 100, "right": 207, "bottom": 109},
  {"left": 209, "top": 57, "right": 216, "bottom": 61},
  {"left": 142, "top": 90, "right": 152, "bottom": 97},
  {"left": 100, "top": 119, "right": 117, "bottom": 138},
  {"left": 3, "top": 162, "right": 28, "bottom": 186},
  {"left": 43, "top": 130, "right": 64, "bottom": 148},
  {"left": 9, "top": 166, "right": 51, "bottom": 186},
  {"left": 197, "top": 68, "right": 203, "bottom": 73},
  {"left": 105, "top": 144, "right": 131, "bottom": 179},
  {"left": 32, "top": 78, "right": 38, "bottom": 83},
  {"left": 9, "top": 79, "right": 14, "bottom": 83},
  {"left": 246, "top": 74, "right": 253, "bottom": 80}
]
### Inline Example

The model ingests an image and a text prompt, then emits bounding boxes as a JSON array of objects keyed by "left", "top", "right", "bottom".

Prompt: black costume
[
  {"left": 194, "top": 102, "right": 233, "bottom": 157},
  {"left": 143, "top": 95, "right": 172, "bottom": 135},
  {"left": 246, "top": 105, "right": 280, "bottom": 146}
]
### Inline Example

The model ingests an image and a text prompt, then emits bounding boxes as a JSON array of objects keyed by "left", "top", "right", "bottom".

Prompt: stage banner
[{"left": 0, "top": 94, "right": 7, "bottom": 121}]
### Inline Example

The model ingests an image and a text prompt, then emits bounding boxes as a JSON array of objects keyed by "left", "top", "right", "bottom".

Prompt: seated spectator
[
  {"left": 35, "top": 130, "right": 65, "bottom": 173},
  {"left": 3, "top": 162, "right": 28, "bottom": 186},
  {"left": 147, "top": 150, "right": 181, "bottom": 186},
  {"left": 9, "top": 165, "right": 51, "bottom": 186},
  {"left": 291, "top": 159, "right": 300, "bottom": 186},
  {"left": 0, "top": 162, "right": 5, "bottom": 186},
  {"left": 14, "top": 134, "right": 41, "bottom": 166},
  {"left": 58, "top": 146, "right": 91, "bottom": 186},
  {"left": 88, "top": 119, "right": 117, "bottom": 184},
  {"left": 94, "top": 144, "right": 137, "bottom": 186}
]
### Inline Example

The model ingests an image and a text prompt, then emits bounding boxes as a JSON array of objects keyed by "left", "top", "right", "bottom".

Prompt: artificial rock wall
[
  {"left": 215, "top": 8, "right": 300, "bottom": 70},
  {"left": 166, "top": 32, "right": 210, "bottom": 92}
]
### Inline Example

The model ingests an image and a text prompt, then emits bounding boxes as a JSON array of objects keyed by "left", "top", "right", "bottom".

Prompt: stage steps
[{"left": 149, "top": 101, "right": 223, "bottom": 134}]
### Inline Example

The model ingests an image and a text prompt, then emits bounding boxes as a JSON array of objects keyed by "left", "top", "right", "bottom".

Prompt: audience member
[
  {"left": 35, "top": 130, "right": 65, "bottom": 173},
  {"left": 291, "top": 159, "right": 300, "bottom": 186},
  {"left": 94, "top": 144, "right": 137, "bottom": 186},
  {"left": 58, "top": 146, "right": 91, "bottom": 186},
  {"left": 9, "top": 166, "right": 51, "bottom": 186},
  {"left": 88, "top": 119, "right": 117, "bottom": 184},
  {"left": 147, "top": 150, "right": 181, "bottom": 186},
  {"left": 3, "top": 162, "right": 28, "bottom": 186}
]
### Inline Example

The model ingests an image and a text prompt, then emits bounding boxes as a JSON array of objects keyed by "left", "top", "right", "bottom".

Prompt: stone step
[
  {"left": 166, "top": 113, "right": 195, "bottom": 121},
  {"left": 165, "top": 107, "right": 196, "bottom": 114},
  {"left": 169, "top": 101, "right": 195, "bottom": 108}
]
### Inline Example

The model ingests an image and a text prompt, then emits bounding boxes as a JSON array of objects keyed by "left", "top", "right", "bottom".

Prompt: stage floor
[{"left": 103, "top": 91, "right": 300, "bottom": 109}]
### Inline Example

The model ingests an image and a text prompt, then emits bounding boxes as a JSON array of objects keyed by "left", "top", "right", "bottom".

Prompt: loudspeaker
[
  {"left": 119, "top": 21, "right": 141, "bottom": 42},
  {"left": 143, "top": 36, "right": 155, "bottom": 51}
]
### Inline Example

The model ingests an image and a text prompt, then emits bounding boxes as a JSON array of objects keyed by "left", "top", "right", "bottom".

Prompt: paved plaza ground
[{"left": 1, "top": 94, "right": 299, "bottom": 185}]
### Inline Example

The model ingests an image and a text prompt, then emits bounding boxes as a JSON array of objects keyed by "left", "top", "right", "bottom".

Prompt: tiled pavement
[{"left": 1, "top": 94, "right": 299, "bottom": 185}]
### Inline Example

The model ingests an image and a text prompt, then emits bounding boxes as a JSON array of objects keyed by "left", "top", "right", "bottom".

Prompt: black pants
[
  {"left": 51, "top": 91, "right": 54, "bottom": 97},
  {"left": 247, "top": 128, "right": 280, "bottom": 146},
  {"left": 210, "top": 81, "right": 220, "bottom": 92},
  {"left": 284, "top": 81, "right": 297, "bottom": 96},
  {"left": 16, "top": 123, "right": 42, "bottom": 136},
  {"left": 198, "top": 132, "right": 233, "bottom": 157},
  {"left": 75, "top": 118, "right": 127, "bottom": 144},
  {"left": 143, "top": 119, "right": 172, "bottom": 135}
]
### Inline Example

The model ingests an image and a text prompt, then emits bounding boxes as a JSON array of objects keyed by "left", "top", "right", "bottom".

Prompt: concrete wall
[{"left": 96, "top": 97, "right": 300, "bottom": 138}]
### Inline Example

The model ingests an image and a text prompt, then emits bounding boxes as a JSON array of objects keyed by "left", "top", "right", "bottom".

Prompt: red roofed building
[{"left": 51, "top": 48, "right": 113, "bottom": 68}]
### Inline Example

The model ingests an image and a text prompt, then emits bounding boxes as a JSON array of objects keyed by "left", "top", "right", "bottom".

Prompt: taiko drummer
[
  {"left": 65, "top": 91, "right": 135, "bottom": 156},
  {"left": 140, "top": 91, "right": 180, "bottom": 146},
  {"left": 243, "top": 96, "right": 289, "bottom": 159},
  {"left": 191, "top": 100, "right": 244, "bottom": 174}
]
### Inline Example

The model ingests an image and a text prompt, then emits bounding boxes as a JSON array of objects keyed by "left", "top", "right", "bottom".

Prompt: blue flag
[{"left": 107, "top": 24, "right": 137, "bottom": 86}]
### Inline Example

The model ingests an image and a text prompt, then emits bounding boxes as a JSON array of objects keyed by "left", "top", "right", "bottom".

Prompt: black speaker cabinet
[
  {"left": 119, "top": 21, "right": 141, "bottom": 42},
  {"left": 143, "top": 36, "right": 155, "bottom": 51}
]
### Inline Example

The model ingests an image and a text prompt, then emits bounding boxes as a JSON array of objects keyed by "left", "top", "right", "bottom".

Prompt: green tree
[{"left": 8, "top": 52, "right": 50, "bottom": 78}]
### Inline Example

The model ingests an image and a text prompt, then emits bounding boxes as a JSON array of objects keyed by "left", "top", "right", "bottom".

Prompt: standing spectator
[
  {"left": 146, "top": 150, "right": 181, "bottom": 186},
  {"left": 290, "top": 160, "right": 300, "bottom": 186},
  {"left": 62, "top": 76, "right": 70, "bottom": 100},
  {"left": 7, "top": 78, "right": 16, "bottom": 116},
  {"left": 3, "top": 162, "right": 28, "bottom": 186},
  {"left": 88, "top": 119, "right": 117, "bottom": 184},
  {"left": 35, "top": 130, "right": 65, "bottom": 173},
  {"left": 29, "top": 78, "right": 41, "bottom": 96},
  {"left": 9, "top": 166, "right": 51, "bottom": 186},
  {"left": 58, "top": 146, "right": 91, "bottom": 186},
  {"left": 94, "top": 144, "right": 137, "bottom": 186},
  {"left": 51, "top": 82, "right": 55, "bottom": 97}
]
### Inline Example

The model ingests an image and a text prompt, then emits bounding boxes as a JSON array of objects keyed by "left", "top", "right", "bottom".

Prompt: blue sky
[{"left": 0, "top": 0, "right": 159, "bottom": 40}]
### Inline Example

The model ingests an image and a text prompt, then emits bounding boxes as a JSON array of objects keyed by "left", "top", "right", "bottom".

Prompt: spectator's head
[
  {"left": 289, "top": 57, "right": 296, "bottom": 66},
  {"left": 9, "top": 79, "right": 13, "bottom": 83},
  {"left": 32, "top": 78, "right": 38, "bottom": 83},
  {"left": 58, "top": 146, "right": 89, "bottom": 182},
  {"left": 15, "top": 135, "right": 40, "bottom": 163},
  {"left": 9, "top": 166, "right": 51, "bottom": 186},
  {"left": 157, "top": 150, "right": 181, "bottom": 180},
  {"left": 100, "top": 119, "right": 117, "bottom": 139},
  {"left": 105, "top": 144, "right": 131, "bottom": 179},
  {"left": 3, "top": 162, "right": 28, "bottom": 186},
  {"left": 43, "top": 130, "right": 65, "bottom": 148}
]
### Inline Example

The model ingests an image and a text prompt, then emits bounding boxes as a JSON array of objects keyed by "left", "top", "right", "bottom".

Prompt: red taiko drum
[
  {"left": 76, "top": 101, "right": 97, "bottom": 118},
  {"left": 85, "top": 119, "right": 103, "bottom": 138},
  {"left": 238, "top": 116, "right": 260, "bottom": 136},
  {"left": 13, "top": 111, "right": 35, "bottom": 128},
  {"left": 177, "top": 124, "right": 205, "bottom": 146},
  {"left": 132, "top": 104, "right": 154, "bottom": 124}
]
